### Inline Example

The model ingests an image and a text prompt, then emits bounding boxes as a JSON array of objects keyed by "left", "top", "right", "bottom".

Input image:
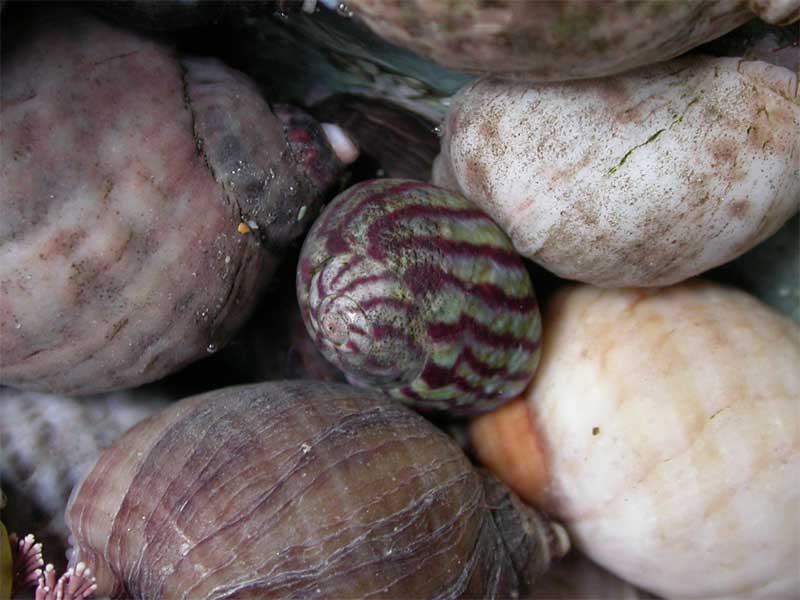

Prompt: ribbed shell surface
[
  {"left": 65, "top": 381, "right": 520, "bottom": 599},
  {"left": 0, "top": 388, "right": 168, "bottom": 570},
  {"left": 297, "top": 179, "right": 541, "bottom": 415}
]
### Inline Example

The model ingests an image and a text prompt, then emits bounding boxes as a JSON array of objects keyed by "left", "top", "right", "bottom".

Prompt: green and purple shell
[{"left": 296, "top": 179, "right": 541, "bottom": 416}]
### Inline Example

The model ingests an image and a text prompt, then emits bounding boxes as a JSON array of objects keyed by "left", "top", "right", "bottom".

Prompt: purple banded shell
[
  {"left": 65, "top": 381, "right": 568, "bottom": 599},
  {"left": 297, "top": 179, "right": 541, "bottom": 416}
]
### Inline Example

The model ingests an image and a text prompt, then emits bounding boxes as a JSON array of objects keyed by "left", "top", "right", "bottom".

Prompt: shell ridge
[{"left": 119, "top": 400, "right": 240, "bottom": 597}]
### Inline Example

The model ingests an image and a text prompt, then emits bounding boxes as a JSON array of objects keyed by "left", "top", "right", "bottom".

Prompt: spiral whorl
[
  {"left": 298, "top": 179, "right": 541, "bottom": 415},
  {"left": 305, "top": 253, "right": 427, "bottom": 386}
]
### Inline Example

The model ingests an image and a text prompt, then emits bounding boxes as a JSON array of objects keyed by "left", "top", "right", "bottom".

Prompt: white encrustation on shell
[
  {"left": 0, "top": 388, "right": 169, "bottom": 567},
  {"left": 436, "top": 55, "right": 799, "bottom": 287},
  {"left": 521, "top": 281, "right": 799, "bottom": 598}
]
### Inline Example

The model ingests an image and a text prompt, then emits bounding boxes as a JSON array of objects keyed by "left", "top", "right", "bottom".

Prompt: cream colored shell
[
  {"left": 436, "top": 55, "right": 799, "bottom": 287},
  {"left": 523, "top": 281, "right": 799, "bottom": 598}
]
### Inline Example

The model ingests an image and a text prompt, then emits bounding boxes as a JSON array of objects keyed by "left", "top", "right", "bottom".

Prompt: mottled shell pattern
[
  {"left": 297, "top": 179, "right": 541, "bottom": 415},
  {"left": 344, "top": 0, "right": 756, "bottom": 80}
]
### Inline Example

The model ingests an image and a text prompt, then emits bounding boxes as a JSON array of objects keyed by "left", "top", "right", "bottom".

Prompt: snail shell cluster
[
  {"left": 66, "top": 381, "right": 568, "bottom": 599},
  {"left": 297, "top": 179, "right": 541, "bottom": 415}
]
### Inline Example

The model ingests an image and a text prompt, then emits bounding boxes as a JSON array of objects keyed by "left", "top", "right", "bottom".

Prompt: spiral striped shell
[{"left": 297, "top": 179, "right": 541, "bottom": 415}]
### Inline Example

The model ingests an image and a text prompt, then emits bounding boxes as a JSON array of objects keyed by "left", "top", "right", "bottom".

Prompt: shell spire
[
  {"left": 297, "top": 179, "right": 542, "bottom": 416},
  {"left": 479, "top": 471, "right": 570, "bottom": 590}
]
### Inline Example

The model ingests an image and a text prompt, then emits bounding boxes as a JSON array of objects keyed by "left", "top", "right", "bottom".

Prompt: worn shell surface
[
  {"left": 0, "top": 11, "right": 340, "bottom": 394},
  {"left": 470, "top": 281, "right": 800, "bottom": 598},
  {"left": 0, "top": 388, "right": 168, "bottom": 571},
  {"left": 66, "top": 381, "right": 566, "bottom": 599},
  {"left": 436, "top": 55, "right": 800, "bottom": 287},
  {"left": 297, "top": 179, "right": 542, "bottom": 416},
  {"left": 346, "top": 0, "right": 758, "bottom": 80}
]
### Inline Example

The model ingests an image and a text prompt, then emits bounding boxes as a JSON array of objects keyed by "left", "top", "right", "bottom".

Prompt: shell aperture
[{"left": 297, "top": 179, "right": 542, "bottom": 415}]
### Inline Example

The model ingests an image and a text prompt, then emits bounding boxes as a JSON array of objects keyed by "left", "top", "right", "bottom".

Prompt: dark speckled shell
[{"left": 65, "top": 381, "right": 564, "bottom": 599}]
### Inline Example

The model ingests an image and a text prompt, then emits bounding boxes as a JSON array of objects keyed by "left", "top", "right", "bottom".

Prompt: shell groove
[
  {"left": 65, "top": 381, "right": 565, "bottom": 599},
  {"left": 297, "top": 179, "right": 542, "bottom": 415}
]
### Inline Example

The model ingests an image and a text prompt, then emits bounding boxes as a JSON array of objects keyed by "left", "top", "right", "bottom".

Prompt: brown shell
[
  {"left": 66, "top": 381, "right": 566, "bottom": 599},
  {"left": 345, "top": 0, "right": 753, "bottom": 80},
  {"left": 0, "top": 388, "right": 170, "bottom": 572}
]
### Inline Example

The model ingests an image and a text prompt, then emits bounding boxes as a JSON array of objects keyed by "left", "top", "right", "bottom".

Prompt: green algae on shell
[
  {"left": 232, "top": 6, "right": 474, "bottom": 123},
  {"left": 343, "top": 0, "right": 756, "bottom": 80}
]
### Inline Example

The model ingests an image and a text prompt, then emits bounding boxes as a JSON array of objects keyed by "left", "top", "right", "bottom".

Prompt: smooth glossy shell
[
  {"left": 297, "top": 179, "right": 541, "bottom": 415},
  {"left": 436, "top": 55, "right": 799, "bottom": 287},
  {"left": 470, "top": 281, "right": 800, "bottom": 598},
  {"left": 66, "top": 381, "right": 565, "bottom": 599},
  {"left": 346, "top": 0, "right": 755, "bottom": 80}
]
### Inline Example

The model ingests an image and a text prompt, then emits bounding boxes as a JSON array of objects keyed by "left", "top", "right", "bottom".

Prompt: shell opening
[{"left": 321, "top": 123, "right": 360, "bottom": 165}]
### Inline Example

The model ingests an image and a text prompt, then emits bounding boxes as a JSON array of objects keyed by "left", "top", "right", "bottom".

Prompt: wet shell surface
[
  {"left": 470, "top": 280, "right": 800, "bottom": 598},
  {"left": 297, "top": 179, "right": 541, "bottom": 416},
  {"left": 66, "top": 381, "right": 567, "bottom": 599},
  {"left": 436, "top": 55, "right": 800, "bottom": 287},
  {"left": 0, "top": 10, "right": 340, "bottom": 395}
]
